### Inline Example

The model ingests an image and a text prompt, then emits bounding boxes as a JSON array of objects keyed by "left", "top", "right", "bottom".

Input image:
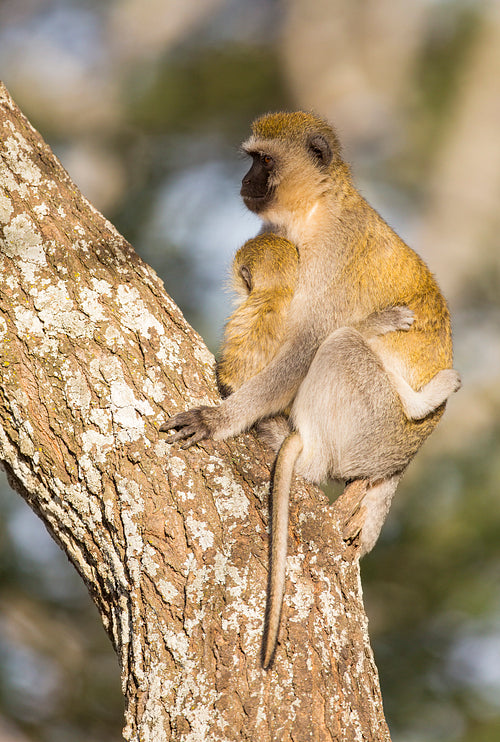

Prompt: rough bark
[{"left": 0, "top": 82, "right": 391, "bottom": 742}]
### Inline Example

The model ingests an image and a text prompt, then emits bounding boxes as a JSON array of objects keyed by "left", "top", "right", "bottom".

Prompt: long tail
[{"left": 262, "top": 432, "right": 303, "bottom": 669}]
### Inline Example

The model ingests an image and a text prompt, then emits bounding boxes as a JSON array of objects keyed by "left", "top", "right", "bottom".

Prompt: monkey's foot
[
  {"left": 331, "top": 480, "right": 369, "bottom": 559},
  {"left": 160, "top": 406, "right": 217, "bottom": 449}
]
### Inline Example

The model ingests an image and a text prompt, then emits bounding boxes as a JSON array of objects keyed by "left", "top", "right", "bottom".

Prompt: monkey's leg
[
  {"left": 290, "top": 327, "right": 411, "bottom": 551},
  {"left": 291, "top": 327, "right": 407, "bottom": 483},
  {"left": 341, "top": 474, "right": 402, "bottom": 556},
  {"left": 387, "top": 367, "right": 461, "bottom": 420},
  {"left": 254, "top": 415, "right": 291, "bottom": 452}
]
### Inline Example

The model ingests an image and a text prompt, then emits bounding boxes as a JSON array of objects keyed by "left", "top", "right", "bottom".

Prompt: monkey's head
[
  {"left": 240, "top": 111, "right": 345, "bottom": 225},
  {"left": 233, "top": 235, "right": 298, "bottom": 296}
]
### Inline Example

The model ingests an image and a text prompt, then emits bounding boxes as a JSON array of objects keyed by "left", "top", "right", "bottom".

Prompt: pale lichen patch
[
  {"left": 81, "top": 430, "right": 114, "bottom": 462},
  {"left": 143, "top": 368, "right": 166, "bottom": 404},
  {"left": 89, "top": 408, "right": 113, "bottom": 435},
  {"left": 3, "top": 132, "right": 43, "bottom": 189},
  {"left": 155, "top": 335, "right": 182, "bottom": 368},
  {"left": 78, "top": 453, "right": 103, "bottom": 495},
  {"left": 33, "top": 203, "right": 49, "bottom": 218},
  {"left": 213, "top": 474, "right": 249, "bottom": 522},
  {"left": 162, "top": 627, "right": 190, "bottom": 664},
  {"left": 221, "top": 592, "right": 263, "bottom": 644},
  {"left": 32, "top": 280, "right": 93, "bottom": 338},
  {"left": 115, "top": 476, "right": 145, "bottom": 584},
  {"left": 175, "top": 489, "right": 195, "bottom": 502},
  {"left": 144, "top": 625, "right": 224, "bottom": 740},
  {"left": 285, "top": 556, "right": 315, "bottom": 621},
  {"left": 116, "top": 285, "right": 164, "bottom": 338},
  {"left": 142, "top": 543, "right": 159, "bottom": 578},
  {"left": 185, "top": 515, "right": 214, "bottom": 551},
  {"left": 3, "top": 214, "right": 46, "bottom": 282},
  {"left": 62, "top": 362, "right": 92, "bottom": 412},
  {"left": 318, "top": 579, "right": 343, "bottom": 629},
  {"left": 91, "top": 278, "right": 113, "bottom": 295},
  {"left": 157, "top": 578, "right": 178, "bottom": 603},
  {"left": 153, "top": 439, "right": 171, "bottom": 459},
  {"left": 99, "top": 356, "right": 154, "bottom": 442},
  {"left": 18, "top": 425, "right": 35, "bottom": 457},
  {"left": 186, "top": 564, "right": 211, "bottom": 605},
  {"left": 79, "top": 286, "right": 108, "bottom": 321},
  {"left": 193, "top": 342, "right": 215, "bottom": 369},
  {"left": 13, "top": 305, "right": 44, "bottom": 336},
  {"left": 165, "top": 455, "right": 186, "bottom": 478},
  {"left": 116, "top": 475, "right": 144, "bottom": 514},
  {"left": 110, "top": 380, "right": 151, "bottom": 442},
  {"left": 0, "top": 188, "right": 13, "bottom": 223},
  {"left": 63, "top": 480, "right": 91, "bottom": 515},
  {"left": 103, "top": 324, "right": 124, "bottom": 348}
]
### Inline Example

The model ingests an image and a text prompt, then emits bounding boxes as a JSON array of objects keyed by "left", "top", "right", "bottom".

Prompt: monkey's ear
[
  {"left": 307, "top": 134, "right": 332, "bottom": 168},
  {"left": 240, "top": 265, "right": 252, "bottom": 292}
]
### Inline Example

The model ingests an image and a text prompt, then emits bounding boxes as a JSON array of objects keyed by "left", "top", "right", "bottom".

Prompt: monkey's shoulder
[{"left": 359, "top": 230, "right": 445, "bottom": 309}]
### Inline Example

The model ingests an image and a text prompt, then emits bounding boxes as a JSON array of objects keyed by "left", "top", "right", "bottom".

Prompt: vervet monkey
[{"left": 161, "top": 111, "right": 460, "bottom": 668}]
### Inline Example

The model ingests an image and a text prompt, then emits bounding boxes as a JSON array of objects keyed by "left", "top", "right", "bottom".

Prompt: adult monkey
[{"left": 161, "top": 111, "right": 460, "bottom": 668}]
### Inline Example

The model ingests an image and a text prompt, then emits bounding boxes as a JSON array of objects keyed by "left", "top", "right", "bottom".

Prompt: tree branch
[{"left": 0, "top": 81, "right": 390, "bottom": 741}]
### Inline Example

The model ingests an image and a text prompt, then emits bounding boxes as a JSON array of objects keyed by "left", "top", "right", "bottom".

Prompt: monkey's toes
[{"left": 446, "top": 369, "right": 462, "bottom": 393}]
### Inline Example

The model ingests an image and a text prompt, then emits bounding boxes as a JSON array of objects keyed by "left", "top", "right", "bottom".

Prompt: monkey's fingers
[
  {"left": 180, "top": 429, "right": 209, "bottom": 449},
  {"left": 377, "top": 306, "right": 415, "bottom": 333},
  {"left": 160, "top": 407, "right": 214, "bottom": 447},
  {"left": 164, "top": 426, "right": 196, "bottom": 443},
  {"left": 160, "top": 410, "right": 196, "bottom": 432},
  {"left": 393, "top": 306, "right": 415, "bottom": 330}
]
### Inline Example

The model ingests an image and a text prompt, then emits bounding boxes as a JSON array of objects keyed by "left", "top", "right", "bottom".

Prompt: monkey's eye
[{"left": 261, "top": 154, "right": 274, "bottom": 169}]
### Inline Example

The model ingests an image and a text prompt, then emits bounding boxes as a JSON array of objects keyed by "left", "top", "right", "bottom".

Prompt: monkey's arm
[
  {"left": 355, "top": 306, "right": 414, "bottom": 337},
  {"left": 161, "top": 330, "right": 316, "bottom": 447},
  {"left": 161, "top": 306, "right": 417, "bottom": 447}
]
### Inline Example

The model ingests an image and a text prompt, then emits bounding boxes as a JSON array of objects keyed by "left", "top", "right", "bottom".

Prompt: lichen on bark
[{"left": 0, "top": 81, "right": 390, "bottom": 742}]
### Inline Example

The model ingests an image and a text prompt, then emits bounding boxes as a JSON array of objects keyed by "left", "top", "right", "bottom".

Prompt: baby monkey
[
  {"left": 162, "top": 111, "right": 461, "bottom": 668},
  {"left": 216, "top": 234, "right": 300, "bottom": 399}
]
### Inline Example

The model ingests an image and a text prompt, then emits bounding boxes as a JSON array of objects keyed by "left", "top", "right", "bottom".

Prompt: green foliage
[{"left": 126, "top": 44, "right": 291, "bottom": 136}]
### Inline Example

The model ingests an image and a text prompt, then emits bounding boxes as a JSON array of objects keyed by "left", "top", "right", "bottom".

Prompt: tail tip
[{"left": 261, "top": 642, "right": 275, "bottom": 670}]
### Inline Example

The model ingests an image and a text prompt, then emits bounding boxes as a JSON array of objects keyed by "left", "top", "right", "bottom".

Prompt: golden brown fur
[{"left": 216, "top": 235, "right": 298, "bottom": 398}]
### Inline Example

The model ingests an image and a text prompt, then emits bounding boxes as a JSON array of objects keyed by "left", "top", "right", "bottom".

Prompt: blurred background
[{"left": 0, "top": 0, "right": 499, "bottom": 740}]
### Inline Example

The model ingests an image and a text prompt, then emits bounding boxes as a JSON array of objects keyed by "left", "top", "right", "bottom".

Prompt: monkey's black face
[{"left": 241, "top": 153, "right": 275, "bottom": 213}]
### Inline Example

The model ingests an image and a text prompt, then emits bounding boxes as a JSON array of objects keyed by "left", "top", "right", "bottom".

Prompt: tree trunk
[{"left": 0, "top": 82, "right": 391, "bottom": 742}]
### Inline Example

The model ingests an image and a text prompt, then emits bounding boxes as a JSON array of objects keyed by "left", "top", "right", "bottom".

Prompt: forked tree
[{"left": 0, "top": 82, "right": 390, "bottom": 741}]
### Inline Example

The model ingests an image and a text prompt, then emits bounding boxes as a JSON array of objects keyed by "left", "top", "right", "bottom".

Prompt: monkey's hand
[
  {"left": 160, "top": 406, "right": 218, "bottom": 449},
  {"left": 358, "top": 306, "right": 414, "bottom": 338}
]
